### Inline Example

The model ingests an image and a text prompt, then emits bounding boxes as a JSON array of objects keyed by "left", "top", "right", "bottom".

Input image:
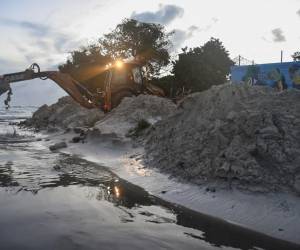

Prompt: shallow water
[{"left": 0, "top": 107, "right": 299, "bottom": 250}]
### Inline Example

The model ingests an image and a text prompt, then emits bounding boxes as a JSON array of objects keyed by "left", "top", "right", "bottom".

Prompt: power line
[{"left": 232, "top": 55, "right": 255, "bottom": 66}]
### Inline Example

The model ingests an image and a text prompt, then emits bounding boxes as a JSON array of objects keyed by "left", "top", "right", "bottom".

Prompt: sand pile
[
  {"left": 93, "top": 95, "right": 176, "bottom": 138},
  {"left": 143, "top": 84, "right": 300, "bottom": 193},
  {"left": 24, "top": 96, "right": 104, "bottom": 130},
  {"left": 24, "top": 94, "right": 176, "bottom": 137}
]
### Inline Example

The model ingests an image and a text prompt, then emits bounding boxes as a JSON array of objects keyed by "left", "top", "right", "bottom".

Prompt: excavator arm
[
  {"left": 0, "top": 63, "right": 98, "bottom": 109},
  {"left": 0, "top": 61, "right": 166, "bottom": 111}
]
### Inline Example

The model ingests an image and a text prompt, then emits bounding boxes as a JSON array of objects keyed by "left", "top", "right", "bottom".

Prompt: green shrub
[{"left": 129, "top": 119, "right": 151, "bottom": 136}]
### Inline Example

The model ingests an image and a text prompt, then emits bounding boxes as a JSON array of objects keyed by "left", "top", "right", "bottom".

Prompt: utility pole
[
  {"left": 238, "top": 55, "right": 241, "bottom": 66},
  {"left": 280, "top": 50, "right": 283, "bottom": 63}
]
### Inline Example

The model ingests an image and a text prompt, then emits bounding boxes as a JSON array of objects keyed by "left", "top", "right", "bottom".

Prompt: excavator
[{"left": 0, "top": 59, "right": 164, "bottom": 112}]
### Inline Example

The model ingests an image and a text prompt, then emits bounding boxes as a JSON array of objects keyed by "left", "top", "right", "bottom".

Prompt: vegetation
[
  {"left": 58, "top": 44, "right": 111, "bottom": 83},
  {"left": 99, "top": 18, "right": 172, "bottom": 76},
  {"left": 59, "top": 19, "right": 172, "bottom": 79},
  {"left": 59, "top": 19, "right": 233, "bottom": 97},
  {"left": 128, "top": 119, "right": 151, "bottom": 136},
  {"left": 292, "top": 51, "right": 300, "bottom": 61},
  {"left": 149, "top": 75, "right": 175, "bottom": 97},
  {"left": 172, "top": 38, "right": 233, "bottom": 93}
]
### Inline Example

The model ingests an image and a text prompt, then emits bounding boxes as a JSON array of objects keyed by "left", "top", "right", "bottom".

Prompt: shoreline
[
  {"left": 42, "top": 129, "right": 300, "bottom": 245},
  {"left": 16, "top": 85, "right": 300, "bottom": 245}
]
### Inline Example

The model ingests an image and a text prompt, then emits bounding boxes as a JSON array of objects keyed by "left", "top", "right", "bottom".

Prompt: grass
[{"left": 129, "top": 119, "right": 151, "bottom": 136}]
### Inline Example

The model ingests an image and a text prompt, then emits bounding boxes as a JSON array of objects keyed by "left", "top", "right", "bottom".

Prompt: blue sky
[{"left": 0, "top": 0, "right": 300, "bottom": 106}]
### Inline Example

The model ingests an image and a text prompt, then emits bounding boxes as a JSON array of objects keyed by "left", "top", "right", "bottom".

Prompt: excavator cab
[
  {"left": 101, "top": 61, "right": 144, "bottom": 111},
  {"left": 0, "top": 60, "right": 164, "bottom": 112}
]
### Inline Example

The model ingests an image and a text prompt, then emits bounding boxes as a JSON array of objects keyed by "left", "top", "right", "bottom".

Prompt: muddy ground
[{"left": 23, "top": 84, "right": 300, "bottom": 195}]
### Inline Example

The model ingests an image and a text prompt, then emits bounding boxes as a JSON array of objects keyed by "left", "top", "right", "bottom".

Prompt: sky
[{"left": 0, "top": 0, "right": 299, "bottom": 106}]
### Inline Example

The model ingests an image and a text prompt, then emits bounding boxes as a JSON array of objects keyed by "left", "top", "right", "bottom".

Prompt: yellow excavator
[{"left": 0, "top": 60, "right": 164, "bottom": 112}]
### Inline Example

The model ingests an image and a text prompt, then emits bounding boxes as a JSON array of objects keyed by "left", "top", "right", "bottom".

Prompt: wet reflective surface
[{"left": 0, "top": 107, "right": 299, "bottom": 250}]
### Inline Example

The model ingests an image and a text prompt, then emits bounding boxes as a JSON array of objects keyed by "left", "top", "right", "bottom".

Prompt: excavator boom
[
  {"left": 0, "top": 61, "right": 165, "bottom": 111},
  {"left": 42, "top": 72, "right": 97, "bottom": 109},
  {"left": 0, "top": 64, "right": 97, "bottom": 109}
]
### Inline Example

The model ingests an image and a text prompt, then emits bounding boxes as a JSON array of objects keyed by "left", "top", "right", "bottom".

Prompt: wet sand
[{"left": 1, "top": 107, "right": 300, "bottom": 250}]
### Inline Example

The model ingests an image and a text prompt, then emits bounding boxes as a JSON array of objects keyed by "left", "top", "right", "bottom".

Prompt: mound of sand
[
  {"left": 143, "top": 84, "right": 300, "bottom": 193},
  {"left": 93, "top": 95, "right": 176, "bottom": 138},
  {"left": 24, "top": 96, "right": 104, "bottom": 130},
  {"left": 24, "top": 94, "right": 176, "bottom": 137}
]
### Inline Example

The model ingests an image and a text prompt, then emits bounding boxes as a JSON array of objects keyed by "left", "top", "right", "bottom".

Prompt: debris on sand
[
  {"left": 93, "top": 95, "right": 176, "bottom": 138},
  {"left": 23, "top": 96, "right": 104, "bottom": 130},
  {"left": 24, "top": 84, "right": 300, "bottom": 194},
  {"left": 49, "top": 141, "right": 67, "bottom": 151},
  {"left": 143, "top": 84, "right": 300, "bottom": 193},
  {"left": 53, "top": 165, "right": 61, "bottom": 171}
]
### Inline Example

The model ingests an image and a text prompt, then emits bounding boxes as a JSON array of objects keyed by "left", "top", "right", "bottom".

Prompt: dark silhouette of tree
[
  {"left": 172, "top": 38, "right": 233, "bottom": 93},
  {"left": 292, "top": 52, "right": 300, "bottom": 61},
  {"left": 149, "top": 75, "right": 175, "bottom": 97},
  {"left": 59, "top": 18, "right": 172, "bottom": 88},
  {"left": 99, "top": 18, "right": 172, "bottom": 76},
  {"left": 59, "top": 44, "right": 111, "bottom": 82}
]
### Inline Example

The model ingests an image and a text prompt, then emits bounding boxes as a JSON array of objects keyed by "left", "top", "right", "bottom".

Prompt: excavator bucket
[
  {"left": 0, "top": 76, "right": 10, "bottom": 96},
  {"left": 0, "top": 75, "right": 13, "bottom": 108}
]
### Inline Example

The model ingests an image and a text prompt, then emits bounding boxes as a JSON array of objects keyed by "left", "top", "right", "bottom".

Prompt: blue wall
[{"left": 231, "top": 61, "right": 300, "bottom": 89}]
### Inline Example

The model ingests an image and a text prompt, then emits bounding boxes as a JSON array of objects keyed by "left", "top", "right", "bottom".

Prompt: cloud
[
  {"left": 171, "top": 26, "right": 199, "bottom": 50},
  {"left": 0, "top": 58, "right": 18, "bottom": 75},
  {"left": 170, "top": 17, "right": 218, "bottom": 51},
  {"left": 0, "top": 18, "right": 80, "bottom": 106},
  {"left": 212, "top": 17, "right": 219, "bottom": 23},
  {"left": 271, "top": 28, "right": 286, "bottom": 42},
  {"left": 261, "top": 36, "right": 271, "bottom": 43},
  {"left": 0, "top": 17, "right": 82, "bottom": 67},
  {"left": 297, "top": 9, "right": 300, "bottom": 16},
  {"left": 131, "top": 4, "right": 184, "bottom": 25},
  {"left": 198, "top": 18, "right": 219, "bottom": 32},
  {"left": 0, "top": 18, "right": 50, "bottom": 36}
]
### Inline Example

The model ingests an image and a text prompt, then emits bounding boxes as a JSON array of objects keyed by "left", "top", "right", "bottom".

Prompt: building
[{"left": 231, "top": 61, "right": 300, "bottom": 90}]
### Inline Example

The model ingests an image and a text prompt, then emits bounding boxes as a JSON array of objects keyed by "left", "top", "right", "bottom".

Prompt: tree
[
  {"left": 172, "top": 38, "right": 233, "bottom": 93},
  {"left": 58, "top": 44, "right": 113, "bottom": 93},
  {"left": 59, "top": 19, "right": 172, "bottom": 84},
  {"left": 99, "top": 18, "right": 172, "bottom": 76},
  {"left": 59, "top": 44, "right": 112, "bottom": 83},
  {"left": 149, "top": 75, "right": 175, "bottom": 97},
  {"left": 292, "top": 51, "right": 300, "bottom": 61}
]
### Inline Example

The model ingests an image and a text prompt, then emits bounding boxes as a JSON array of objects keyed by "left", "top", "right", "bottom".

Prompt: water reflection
[
  {"left": 0, "top": 154, "right": 154, "bottom": 208},
  {"left": 0, "top": 154, "right": 299, "bottom": 250},
  {"left": 0, "top": 161, "right": 17, "bottom": 187}
]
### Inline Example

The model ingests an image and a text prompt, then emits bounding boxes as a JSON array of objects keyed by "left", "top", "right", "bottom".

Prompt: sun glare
[{"left": 115, "top": 60, "right": 123, "bottom": 68}]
